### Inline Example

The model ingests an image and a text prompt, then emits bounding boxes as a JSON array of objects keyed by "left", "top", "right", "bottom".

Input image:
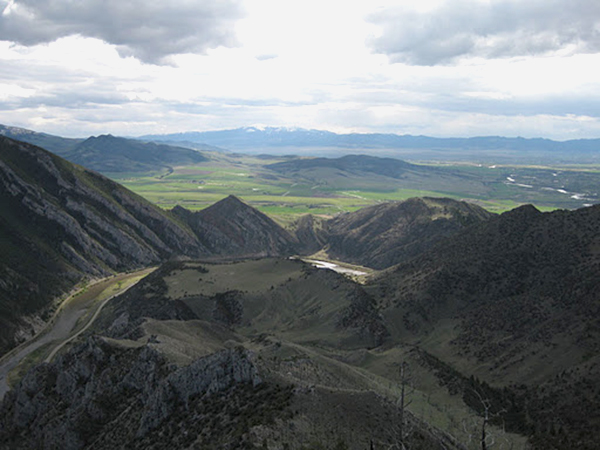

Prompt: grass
[
  {"left": 165, "top": 259, "right": 306, "bottom": 299},
  {"left": 106, "top": 154, "right": 600, "bottom": 221},
  {"left": 7, "top": 342, "right": 54, "bottom": 388},
  {"left": 70, "top": 272, "right": 150, "bottom": 335}
]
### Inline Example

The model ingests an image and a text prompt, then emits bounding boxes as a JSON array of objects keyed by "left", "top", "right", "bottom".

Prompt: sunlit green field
[{"left": 107, "top": 152, "right": 600, "bottom": 220}]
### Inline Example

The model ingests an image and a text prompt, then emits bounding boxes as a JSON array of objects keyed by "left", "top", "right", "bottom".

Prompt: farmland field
[{"left": 107, "top": 152, "right": 600, "bottom": 221}]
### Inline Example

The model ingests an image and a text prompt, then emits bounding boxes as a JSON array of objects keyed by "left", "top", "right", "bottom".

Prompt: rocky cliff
[{"left": 0, "top": 337, "right": 261, "bottom": 449}]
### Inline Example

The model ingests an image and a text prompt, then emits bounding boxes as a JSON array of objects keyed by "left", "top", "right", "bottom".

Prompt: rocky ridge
[
  {"left": 293, "top": 197, "right": 493, "bottom": 270},
  {"left": 172, "top": 194, "right": 300, "bottom": 257}
]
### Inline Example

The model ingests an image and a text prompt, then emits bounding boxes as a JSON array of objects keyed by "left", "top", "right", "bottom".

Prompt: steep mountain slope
[
  {"left": 62, "top": 134, "right": 209, "bottom": 173},
  {"left": 370, "top": 204, "right": 600, "bottom": 448},
  {"left": 172, "top": 195, "right": 300, "bottom": 257},
  {"left": 321, "top": 197, "right": 494, "bottom": 269},
  {"left": 0, "top": 136, "right": 209, "bottom": 354}
]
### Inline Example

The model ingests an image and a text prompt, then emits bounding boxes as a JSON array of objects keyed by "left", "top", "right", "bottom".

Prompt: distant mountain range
[
  {"left": 140, "top": 126, "right": 600, "bottom": 161},
  {"left": 3, "top": 123, "right": 599, "bottom": 163}
]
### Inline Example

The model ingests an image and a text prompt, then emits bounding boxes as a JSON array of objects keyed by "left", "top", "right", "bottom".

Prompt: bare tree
[
  {"left": 387, "top": 361, "right": 414, "bottom": 450},
  {"left": 474, "top": 389, "right": 491, "bottom": 450},
  {"left": 461, "top": 388, "right": 509, "bottom": 450}
]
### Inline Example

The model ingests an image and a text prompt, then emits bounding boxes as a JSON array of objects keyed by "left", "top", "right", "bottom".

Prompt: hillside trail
[{"left": 0, "top": 267, "right": 155, "bottom": 401}]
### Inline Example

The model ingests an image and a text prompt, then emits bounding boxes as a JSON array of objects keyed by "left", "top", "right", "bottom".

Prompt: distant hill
[
  {"left": 137, "top": 138, "right": 224, "bottom": 153},
  {"left": 0, "top": 125, "right": 211, "bottom": 173},
  {"left": 268, "top": 154, "right": 489, "bottom": 196},
  {"left": 320, "top": 197, "right": 494, "bottom": 269},
  {"left": 267, "top": 154, "right": 420, "bottom": 179},
  {"left": 140, "top": 126, "right": 600, "bottom": 161},
  {"left": 61, "top": 134, "right": 209, "bottom": 173},
  {"left": 0, "top": 124, "right": 82, "bottom": 154}
]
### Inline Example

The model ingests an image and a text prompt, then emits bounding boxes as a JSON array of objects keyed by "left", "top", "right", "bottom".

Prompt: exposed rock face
[
  {"left": 172, "top": 195, "right": 300, "bottom": 257},
  {"left": 0, "top": 337, "right": 260, "bottom": 450},
  {"left": 139, "top": 345, "right": 261, "bottom": 435}
]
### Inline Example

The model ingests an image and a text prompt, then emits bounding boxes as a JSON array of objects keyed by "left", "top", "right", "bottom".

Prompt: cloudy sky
[{"left": 1, "top": 0, "right": 599, "bottom": 139}]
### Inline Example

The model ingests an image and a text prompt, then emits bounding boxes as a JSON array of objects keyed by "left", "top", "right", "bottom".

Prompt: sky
[{"left": 0, "top": 0, "right": 599, "bottom": 140}]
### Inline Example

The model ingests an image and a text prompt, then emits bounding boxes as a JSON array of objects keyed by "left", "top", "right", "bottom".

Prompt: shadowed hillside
[
  {"left": 370, "top": 204, "right": 600, "bottom": 449},
  {"left": 172, "top": 195, "right": 300, "bottom": 257},
  {"left": 62, "top": 134, "right": 209, "bottom": 173},
  {"left": 320, "top": 197, "right": 494, "bottom": 269},
  {"left": 0, "top": 136, "right": 210, "bottom": 354}
]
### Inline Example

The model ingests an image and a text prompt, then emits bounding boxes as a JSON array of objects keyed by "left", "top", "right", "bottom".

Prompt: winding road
[{"left": 0, "top": 267, "right": 154, "bottom": 401}]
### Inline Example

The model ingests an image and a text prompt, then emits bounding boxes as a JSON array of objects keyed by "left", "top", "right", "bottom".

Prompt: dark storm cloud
[
  {"left": 368, "top": 0, "right": 600, "bottom": 65},
  {"left": 1, "top": 0, "right": 245, "bottom": 64}
]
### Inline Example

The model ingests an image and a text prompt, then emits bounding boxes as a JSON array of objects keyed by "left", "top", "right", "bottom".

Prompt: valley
[
  {"left": 107, "top": 152, "right": 600, "bottom": 221},
  {"left": 0, "top": 267, "right": 154, "bottom": 400},
  {"left": 0, "top": 131, "right": 599, "bottom": 449}
]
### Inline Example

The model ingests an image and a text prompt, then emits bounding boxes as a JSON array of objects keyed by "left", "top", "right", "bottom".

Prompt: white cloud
[
  {"left": 0, "top": 0, "right": 599, "bottom": 140},
  {"left": 0, "top": 0, "right": 245, "bottom": 64},
  {"left": 368, "top": 0, "right": 600, "bottom": 65}
]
